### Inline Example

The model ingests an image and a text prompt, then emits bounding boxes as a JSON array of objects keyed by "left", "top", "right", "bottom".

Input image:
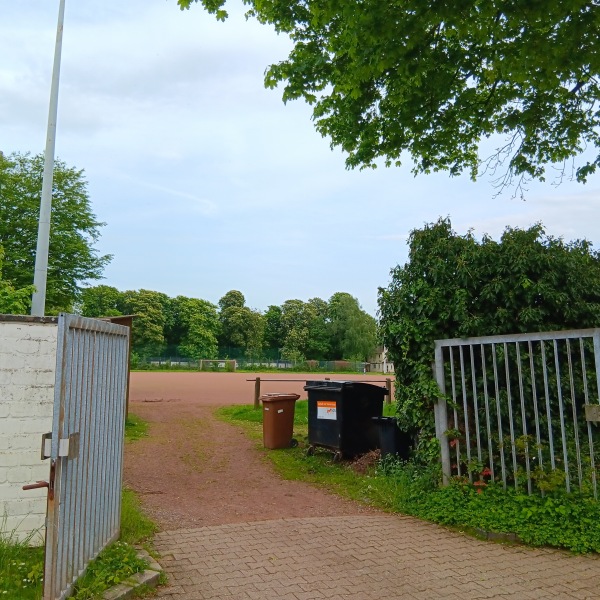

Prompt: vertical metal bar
[
  {"left": 554, "top": 339, "right": 570, "bottom": 492},
  {"left": 434, "top": 345, "right": 451, "bottom": 485},
  {"left": 63, "top": 324, "right": 80, "bottom": 588},
  {"left": 90, "top": 329, "right": 104, "bottom": 558},
  {"left": 469, "top": 345, "right": 482, "bottom": 464},
  {"left": 44, "top": 314, "right": 68, "bottom": 600},
  {"left": 566, "top": 339, "right": 583, "bottom": 489},
  {"left": 516, "top": 343, "right": 531, "bottom": 494},
  {"left": 480, "top": 344, "right": 494, "bottom": 480},
  {"left": 528, "top": 341, "right": 544, "bottom": 472},
  {"left": 459, "top": 346, "right": 472, "bottom": 481},
  {"left": 449, "top": 349, "right": 461, "bottom": 476},
  {"left": 83, "top": 330, "right": 97, "bottom": 569},
  {"left": 541, "top": 341, "right": 556, "bottom": 470},
  {"left": 75, "top": 329, "right": 92, "bottom": 578},
  {"left": 492, "top": 344, "right": 507, "bottom": 488},
  {"left": 112, "top": 334, "right": 129, "bottom": 537},
  {"left": 504, "top": 343, "right": 518, "bottom": 489},
  {"left": 581, "top": 337, "right": 597, "bottom": 498},
  {"left": 594, "top": 331, "right": 600, "bottom": 406},
  {"left": 58, "top": 319, "right": 76, "bottom": 594},
  {"left": 109, "top": 332, "right": 125, "bottom": 540},
  {"left": 97, "top": 331, "right": 111, "bottom": 550}
]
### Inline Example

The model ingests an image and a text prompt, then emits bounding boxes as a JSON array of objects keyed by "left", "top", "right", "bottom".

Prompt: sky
[{"left": 1, "top": 0, "right": 599, "bottom": 317}]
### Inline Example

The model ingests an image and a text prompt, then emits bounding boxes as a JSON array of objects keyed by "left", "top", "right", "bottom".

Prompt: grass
[
  {"left": 0, "top": 523, "right": 45, "bottom": 599},
  {"left": 125, "top": 413, "right": 149, "bottom": 441},
  {"left": 0, "top": 413, "right": 158, "bottom": 599},
  {"left": 216, "top": 401, "right": 600, "bottom": 554}
]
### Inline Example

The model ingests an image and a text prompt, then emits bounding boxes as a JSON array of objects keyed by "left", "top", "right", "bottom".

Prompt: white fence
[
  {"left": 0, "top": 316, "right": 57, "bottom": 541},
  {"left": 434, "top": 329, "right": 600, "bottom": 497}
]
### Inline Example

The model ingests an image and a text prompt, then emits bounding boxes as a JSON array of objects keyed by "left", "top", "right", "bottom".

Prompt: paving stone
[{"left": 153, "top": 514, "right": 600, "bottom": 599}]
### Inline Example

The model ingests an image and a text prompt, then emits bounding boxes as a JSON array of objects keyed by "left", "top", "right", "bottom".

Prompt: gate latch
[
  {"left": 41, "top": 432, "right": 80, "bottom": 459},
  {"left": 22, "top": 460, "right": 56, "bottom": 501}
]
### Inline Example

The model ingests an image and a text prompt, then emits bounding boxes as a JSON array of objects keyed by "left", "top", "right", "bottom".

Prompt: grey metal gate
[
  {"left": 43, "top": 314, "right": 130, "bottom": 599},
  {"left": 434, "top": 329, "right": 600, "bottom": 497}
]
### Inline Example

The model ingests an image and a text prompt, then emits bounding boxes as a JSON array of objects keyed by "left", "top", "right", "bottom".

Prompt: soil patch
[{"left": 124, "top": 373, "right": 382, "bottom": 530}]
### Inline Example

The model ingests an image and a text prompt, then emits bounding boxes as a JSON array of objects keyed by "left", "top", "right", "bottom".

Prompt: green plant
[
  {"left": 378, "top": 218, "right": 600, "bottom": 463},
  {"left": 0, "top": 487, "right": 157, "bottom": 600},
  {"left": 125, "top": 413, "right": 149, "bottom": 442},
  {"left": 72, "top": 541, "right": 148, "bottom": 599},
  {"left": 0, "top": 521, "right": 44, "bottom": 599},
  {"left": 120, "top": 488, "right": 157, "bottom": 545}
]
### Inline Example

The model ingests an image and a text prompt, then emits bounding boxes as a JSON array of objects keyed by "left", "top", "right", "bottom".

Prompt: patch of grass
[
  {"left": 125, "top": 413, "right": 149, "bottom": 441},
  {"left": 217, "top": 402, "right": 600, "bottom": 554},
  {"left": 121, "top": 488, "right": 157, "bottom": 545},
  {"left": 72, "top": 541, "right": 148, "bottom": 599},
  {"left": 0, "top": 523, "right": 44, "bottom": 599},
  {"left": 0, "top": 489, "right": 158, "bottom": 600}
]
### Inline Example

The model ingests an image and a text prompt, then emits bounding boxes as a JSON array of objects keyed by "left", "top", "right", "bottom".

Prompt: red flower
[
  {"left": 481, "top": 467, "right": 492, "bottom": 477},
  {"left": 450, "top": 439, "right": 458, "bottom": 448},
  {"left": 473, "top": 480, "right": 487, "bottom": 487}
]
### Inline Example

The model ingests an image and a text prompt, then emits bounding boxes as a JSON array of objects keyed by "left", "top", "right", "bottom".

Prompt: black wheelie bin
[{"left": 303, "top": 380, "right": 388, "bottom": 459}]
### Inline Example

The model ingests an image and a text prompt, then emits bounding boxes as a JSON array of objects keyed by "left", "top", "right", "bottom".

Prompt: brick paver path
[{"left": 154, "top": 514, "right": 600, "bottom": 599}]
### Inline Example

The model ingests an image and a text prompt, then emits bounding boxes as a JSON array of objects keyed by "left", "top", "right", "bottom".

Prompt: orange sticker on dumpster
[{"left": 317, "top": 400, "right": 337, "bottom": 420}]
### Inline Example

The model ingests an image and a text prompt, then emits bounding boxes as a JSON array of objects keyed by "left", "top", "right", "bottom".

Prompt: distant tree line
[{"left": 80, "top": 287, "right": 378, "bottom": 362}]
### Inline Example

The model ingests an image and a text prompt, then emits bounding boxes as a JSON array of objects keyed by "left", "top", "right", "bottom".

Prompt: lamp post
[{"left": 31, "top": 0, "right": 66, "bottom": 316}]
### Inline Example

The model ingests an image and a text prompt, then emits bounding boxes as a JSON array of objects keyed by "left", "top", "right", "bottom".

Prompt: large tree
[
  {"left": 179, "top": 1, "right": 600, "bottom": 190},
  {"left": 280, "top": 298, "right": 330, "bottom": 361},
  {"left": 218, "top": 290, "right": 265, "bottom": 355},
  {"left": 166, "top": 295, "right": 220, "bottom": 359},
  {"left": 0, "top": 245, "right": 34, "bottom": 314},
  {"left": 0, "top": 152, "right": 111, "bottom": 312},
  {"left": 327, "top": 292, "right": 377, "bottom": 361},
  {"left": 378, "top": 218, "right": 600, "bottom": 456}
]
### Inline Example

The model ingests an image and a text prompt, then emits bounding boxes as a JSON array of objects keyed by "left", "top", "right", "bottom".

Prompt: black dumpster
[
  {"left": 304, "top": 380, "right": 388, "bottom": 459},
  {"left": 372, "top": 416, "right": 412, "bottom": 460}
]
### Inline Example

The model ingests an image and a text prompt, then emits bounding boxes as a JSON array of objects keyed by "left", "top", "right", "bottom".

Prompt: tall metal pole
[{"left": 31, "top": 0, "right": 66, "bottom": 316}]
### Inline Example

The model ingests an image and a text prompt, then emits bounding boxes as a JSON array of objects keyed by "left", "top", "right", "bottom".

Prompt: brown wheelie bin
[{"left": 261, "top": 393, "right": 300, "bottom": 449}]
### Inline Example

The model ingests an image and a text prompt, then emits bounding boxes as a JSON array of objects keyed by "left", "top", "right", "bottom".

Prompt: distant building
[{"left": 367, "top": 347, "right": 394, "bottom": 373}]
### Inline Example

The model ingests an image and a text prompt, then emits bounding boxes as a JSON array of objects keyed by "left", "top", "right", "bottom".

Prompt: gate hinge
[{"left": 41, "top": 432, "right": 80, "bottom": 459}]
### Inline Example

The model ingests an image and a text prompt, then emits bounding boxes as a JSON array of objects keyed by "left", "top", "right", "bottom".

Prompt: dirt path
[{"left": 124, "top": 373, "right": 381, "bottom": 530}]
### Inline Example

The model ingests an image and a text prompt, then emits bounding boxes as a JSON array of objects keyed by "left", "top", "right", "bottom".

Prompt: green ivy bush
[{"left": 378, "top": 218, "right": 600, "bottom": 462}]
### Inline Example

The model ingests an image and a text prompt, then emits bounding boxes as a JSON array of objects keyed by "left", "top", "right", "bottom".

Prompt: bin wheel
[
  {"left": 290, "top": 438, "right": 298, "bottom": 448},
  {"left": 306, "top": 446, "right": 315, "bottom": 456},
  {"left": 332, "top": 452, "right": 342, "bottom": 463}
]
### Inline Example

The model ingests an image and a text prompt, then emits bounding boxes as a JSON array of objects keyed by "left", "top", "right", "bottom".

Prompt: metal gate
[
  {"left": 42, "top": 314, "right": 130, "bottom": 599},
  {"left": 434, "top": 329, "right": 600, "bottom": 497}
]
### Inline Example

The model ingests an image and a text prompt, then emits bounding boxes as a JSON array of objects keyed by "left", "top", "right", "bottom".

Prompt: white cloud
[{"left": 1, "top": 0, "right": 599, "bottom": 318}]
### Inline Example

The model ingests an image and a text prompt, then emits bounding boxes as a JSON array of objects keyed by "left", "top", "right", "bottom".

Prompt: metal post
[
  {"left": 254, "top": 377, "right": 261, "bottom": 409},
  {"left": 31, "top": 0, "right": 66, "bottom": 316},
  {"left": 434, "top": 348, "right": 451, "bottom": 485}
]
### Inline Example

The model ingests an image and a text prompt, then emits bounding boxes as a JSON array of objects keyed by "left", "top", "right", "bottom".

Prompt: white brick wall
[{"left": 0, "top": 319, "right": 57, "bottom": 543}]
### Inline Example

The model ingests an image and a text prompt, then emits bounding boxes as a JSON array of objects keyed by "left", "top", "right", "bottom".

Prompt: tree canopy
[
  {"left": 81, "top": 285, "right": 378, "bottom": 363},
  {"left": 378, "top": 217, "right": 600, "bottom": 458},
  {"left": 0, "top": 245, "right": 34, "bottom": 314},
  {"left": 0, "top": 152, "right": 111, "bottom": 313},
  {"left": 218, "top": 291, "right": 265, "bottom": 355},
  {"left": 179, "top": 0, "right": 600, "bottom": 190}
]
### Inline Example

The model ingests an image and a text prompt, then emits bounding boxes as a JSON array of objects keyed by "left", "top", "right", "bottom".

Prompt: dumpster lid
[{"left": 303, "top": 380, "right": 388, "bottom": 393}]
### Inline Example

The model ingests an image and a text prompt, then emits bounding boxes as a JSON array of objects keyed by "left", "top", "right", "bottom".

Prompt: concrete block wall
[{"left": 0, "top": 317, "right": 57, "bottom": 543}]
